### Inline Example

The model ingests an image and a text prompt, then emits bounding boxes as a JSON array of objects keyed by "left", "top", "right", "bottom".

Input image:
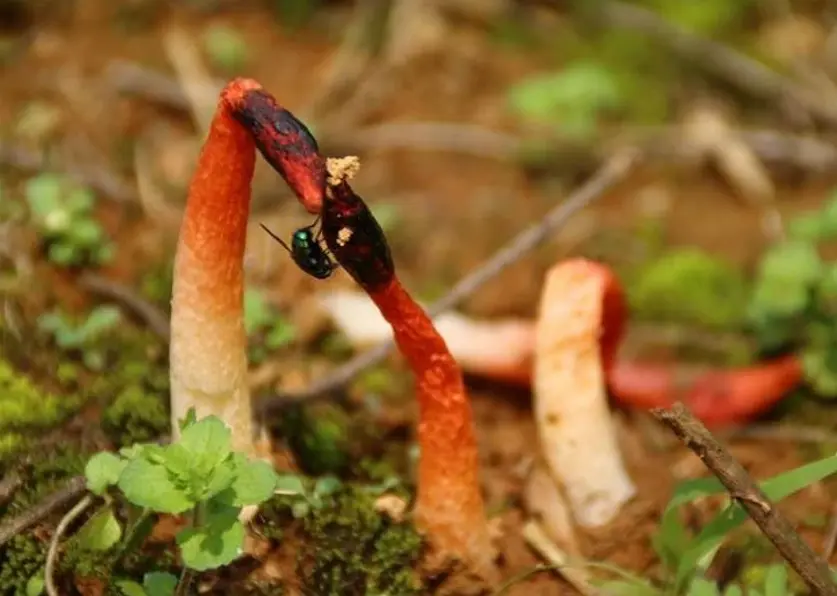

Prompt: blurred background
[{"left": 6, "top": 0, "right": 837, "bottom": 594}]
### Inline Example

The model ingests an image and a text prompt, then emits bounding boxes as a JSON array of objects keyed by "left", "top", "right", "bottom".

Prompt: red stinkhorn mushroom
[
  {"left": 169, "top": 78, "right": 325, "bottom": 453},
  {"left": 318, "top": 158, "right": 497, "bottom": 579}
]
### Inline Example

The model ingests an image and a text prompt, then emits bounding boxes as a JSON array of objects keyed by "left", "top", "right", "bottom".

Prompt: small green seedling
[
  {"left": 24, "top": 173, "right": 114, "bottom": 267},
  {"left": 243, "top": 287, "right": 296, "bottom": 364},
  {"left": 37, "top": 306, "right": 122, "bottom": 370},
  {"left": 29, "top": 412, "right": 283, "bottom": 595}
]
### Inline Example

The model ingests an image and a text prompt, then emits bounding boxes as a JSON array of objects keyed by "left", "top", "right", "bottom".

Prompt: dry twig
[
  {"left": 79, "top": 273, "right": 171, "bottom": 342},
  {"left": 653, "top": 403, "right": 837, "bottom": 596},
  {"left": 259, "top": 150, "right": 638, "bottom": 412},
  {"left": 0, "top": 476, "right": 86, "bottom": 550},
  {"left": 45, "top": 495, "right": 94, "bottom": 596}
]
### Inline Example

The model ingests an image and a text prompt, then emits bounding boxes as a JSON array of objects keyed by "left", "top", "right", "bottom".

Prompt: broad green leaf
[
  {"left": 313, "top": 475, "right": 342, "bottom": 498},
  {"left": 114, "top": 579, "right": 146, "bottom": 596},
  {"left": 176, "top": 504, "right": 245, "bottom": 571},
  {"left": 161, "top": 443, "right": 194, "bottom": 480},
  {"left": 78, "top": 306, "right": 121, "bottom": 338},
  {"left": 143, "top": 572, "right": 178, "bottom": 596},
  {"left": 594, "top": 580, "right": 659, "bottom": 596},
  {"left": 223, "top": 456, "right": 277, "bottom": 506},
  {"left": 85, "top": 452, "right": 127, "bottom": 495},
  {"left": 723, "top": 585, "right": 743, "bottom": 596},
  {"left": 763, "top": 564, "right": 787, "bottom": 596},
  {"left": 118, "top": 458, "right": 193, "bottom": 514},
  {"left": 274, "top": 473, "right": 306, "bottom": 496},
  {"left": 178, "top": 415, "right": 232, "bottom": 477},
  {"left": 202, "top": 459, "right": 237, "bottom": 501},
  {"left": 75, "top": 506, "right": 122, "bottom": 551}
]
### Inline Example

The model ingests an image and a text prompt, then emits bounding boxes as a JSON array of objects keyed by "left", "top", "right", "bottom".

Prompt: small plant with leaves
[
  {"left": 569, "top": 452, "right": 837, "bottom": 595},
  {"left": 37, "top": 306, "right": 122, "bottom": 371},
  {"left": 23, "top": 173, "right": 114, "bottom": 267},
  {"left": 747, "top": 192, "right": 837, "bottom": 396},
  {"left": 32, "top": 412, "right": 281, "bottom": 594}
]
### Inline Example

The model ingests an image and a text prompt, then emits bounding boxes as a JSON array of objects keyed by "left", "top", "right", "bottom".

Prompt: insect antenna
[{"left": 259, "top": 223, "right": 291, "bottom": 253}]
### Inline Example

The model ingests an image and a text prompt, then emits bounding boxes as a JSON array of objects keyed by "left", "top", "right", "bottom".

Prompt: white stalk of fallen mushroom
[{"left": 533, "top": 259, "right": 636, "bottom": 528}]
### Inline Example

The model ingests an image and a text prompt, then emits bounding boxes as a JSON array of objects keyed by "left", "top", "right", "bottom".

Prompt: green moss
[
  {"left": 627, "top": 248, "right": 750, "bottom": 330},
  {"left": 298, "top": 486, "right": 423, "bottom": 596},
  {"left": 281, "top": 404, "right": 351, "bottom": 476},
  {"left": 0, "top": 359, "right": 79, "bottom": 465},
  {"left": 102, "top": 386, "right": 168, "bottom": 448},
  {"left": 0, "top": 534, "right": 47, "bottom": 595}
]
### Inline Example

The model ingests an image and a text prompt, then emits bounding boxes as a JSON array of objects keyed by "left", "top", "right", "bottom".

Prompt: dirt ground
[{"left": 3, "top": 1, "right": 837, "bottom": 594}]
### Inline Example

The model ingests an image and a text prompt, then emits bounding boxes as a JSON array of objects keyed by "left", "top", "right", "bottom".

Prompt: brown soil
[{"left": 3, "top": 1, "right": 837, "bottom": 594}]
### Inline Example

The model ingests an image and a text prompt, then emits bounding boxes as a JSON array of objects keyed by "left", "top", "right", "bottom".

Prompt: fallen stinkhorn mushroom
[
  {"left": 534, "top": 259, "right": 637, "bottom": 528},
  {"left": 316, "top": 157, "right": 497, "bottom": 580},
  {"left": 169, "top": 78, "right": 325, "bottom": 454}
]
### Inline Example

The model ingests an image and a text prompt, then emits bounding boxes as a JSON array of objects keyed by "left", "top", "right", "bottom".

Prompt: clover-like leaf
[
  {"left": 118, "top": 458, "right": 193, "bottom": 514},
  {"left": 85, "top": 452, "right": 127, "bottom": 495},
  {"left": 143, "top": 572, "right": 178, "bottom": 596}
]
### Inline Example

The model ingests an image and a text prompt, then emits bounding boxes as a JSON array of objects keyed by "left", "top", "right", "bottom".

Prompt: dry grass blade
[
  {"left": 520, "top": 520, "right": 600, "bottom": 596},
  {"left": 163, "top": 26, "right": 217, "bottom": 134}
]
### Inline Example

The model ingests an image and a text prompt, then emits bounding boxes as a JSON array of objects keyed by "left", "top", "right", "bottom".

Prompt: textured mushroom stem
[
  {"left": 170, "top": 78, "right": 326, "bottom": 454},
  {"left": 368, "top": 277, "right": 496, "bottom": 579},
  {"left": 170, "top": 81, "right": 259, "bottom": 455},
  {"left": 534, "top": 259, "right": 636, "bottom": 528}
]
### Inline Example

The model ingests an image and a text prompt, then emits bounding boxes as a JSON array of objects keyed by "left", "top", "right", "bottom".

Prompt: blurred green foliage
[
  {"left": 38, "top": 306, "right": 122, "bottom": 371},
  {"left": 24, "top": 174, "right": 113, "bottom": 267},
  {"left": 203, "top": 24, "right": 248, "bottom": 73},
  {"left": 628, "top": 249, "right": 750, "bottom": 330},
  {"left": 244, "top": 287, "right": 296, "bottom": 364},
  {"left": 747, "top": 193, "right": 837, "bottom": 397}
]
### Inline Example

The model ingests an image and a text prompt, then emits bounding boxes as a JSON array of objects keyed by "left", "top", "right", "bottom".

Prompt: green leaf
[
  {"left": 178, "top": 408, "right": 198, "bottom": 432},
  {"left": 686, "top": 577, "right": 721, "bottom": 596},
  {"left": 114, "top": 579, "right": 146, "bottom": 596},
  {"left": 85, "top": 452, "right": 127, "bottom": 495},
  {"left": 25, "top": 572, "right": 45, "bottom": 596},
  {"left": 118, "top": 458, "right": 194, "bottom": 514},
  {"left": 77, "top": 306, "right": 122, "bottom": 338},
  {"left": 143, "top": 572, "right": 178, "bottom": 596},
  {"left": 176, "top": 504, "right": 245, "bottom": 571},
  {"left": 203, "top": 459, "right": 237, "bottom": 501},
  {"left": 313, "top": 475, "right": 342, "bottom": 498},
  {"left": 222, "top": 456, "right": 277, "bottom": 506},
  {"left": 274, "top": 473, "right": 306, "bottom": 496},
  {"left": 178, "top": 415, "right": 232, "bottom": 477},
  {"left": 75, "top": 506, "right": 122, "bottom": 551},
  {"left": 25, "top": 174, "right": 64, "bottom": 219},
  {"left": 723, "top": 585, "right": 743, "bottom": 596},
  {"left": 243, "top": 288, "right": 272, "bottom": 335},
  {"left": 594, "top": 580, "right": 659, "bottom": 596},
  {"left": 763, "top": 564, "right": 787, "bottom": 596}
]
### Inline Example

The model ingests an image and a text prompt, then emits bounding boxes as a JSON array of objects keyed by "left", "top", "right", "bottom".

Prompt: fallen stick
[
  {"left": 0, "top": 476, "right": 86, "bottom": 550},
  {"left": 653, "top": 402, "right": 837, "bottom": 596}
]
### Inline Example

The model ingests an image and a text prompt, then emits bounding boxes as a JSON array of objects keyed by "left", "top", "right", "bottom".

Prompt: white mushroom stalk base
[{"left": 534, "top": 260, "right": 636, "bottom": 528}]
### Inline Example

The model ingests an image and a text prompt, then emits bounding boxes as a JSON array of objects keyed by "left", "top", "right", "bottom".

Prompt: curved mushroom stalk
[
  {"left": 318, "top": 158, "right": 498, "bottom": 580},
  {"left": 170, "top": 78, "right": 326, "bottom": 455},
  {"left": 534, "top": 259, "right": 636, "bottom": 528}
]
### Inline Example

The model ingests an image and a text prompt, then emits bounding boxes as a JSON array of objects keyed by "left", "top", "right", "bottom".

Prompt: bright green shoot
[{"left": 33, "top": 411, "right": 284, "bottom": 595}]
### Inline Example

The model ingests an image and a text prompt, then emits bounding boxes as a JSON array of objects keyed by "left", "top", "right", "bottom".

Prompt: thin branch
[
  {"left": 653, "top": 402, "right": 837, "bottom": 596},
  {"left": 258, "top": 150, "right": 638, "bottom": 412},
  {"left": 0, "top": 476, "right": 86, "bottom": 549},
  {"left": 598, "top": 1, "right": 837, "bottom": 129},
  {"left": 78, "top": 273, "right": 171, "bottom": 342},
  {"left": 0, "top": 471, "right": 22, "bottom": 508},
  {"left": 45, "top": 495, "right": 94, "bottom": 596}
]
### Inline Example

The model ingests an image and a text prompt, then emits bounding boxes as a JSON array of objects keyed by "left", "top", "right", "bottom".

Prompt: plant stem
[
  {"left": 174, "top": 505, "right": 204, "bottom": 596},
  {"left": 45, "top": 494, "right": 94, "bottom": 596},
  {"left": 653, "top": 402, "right": 837, "bottom": 596},
  {"left": 113, "top": 508, "right": 154, "bottom": 566}
]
